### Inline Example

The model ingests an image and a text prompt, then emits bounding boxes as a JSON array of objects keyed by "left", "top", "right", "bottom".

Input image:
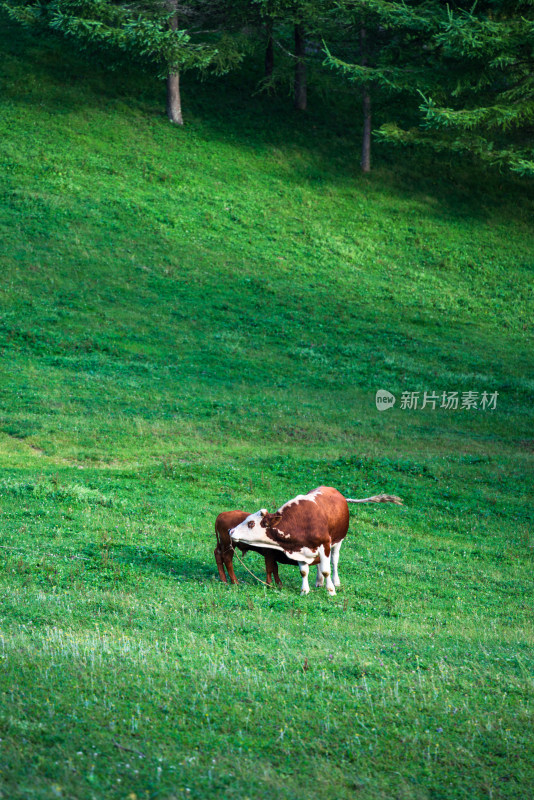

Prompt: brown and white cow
[
  {"left": 214, "top": 510, "right": 293, "bottom": 586},
  {"left": 229, "top": 486, "right": 402, "bottom": 596}
]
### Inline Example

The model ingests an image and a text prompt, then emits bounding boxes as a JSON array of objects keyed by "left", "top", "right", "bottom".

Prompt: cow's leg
[
  {"left": 299, "top": 562, "right": 310, "bottom": 595},
  {"left": 319, "top": 546, "right": 336, "bottom": 596},
  {"left": 331, "top": 541, "right": 342, "bottom": 588},
  {"left": 223, "top": 549, "right": 239, "bottom": 585},
  {"left": 214, "top": 546, "right": 228, "bottom": 583},
  {"left": 264, "top": 555, "right": 273, "bottom": 586},
  {"left": 265, "top": 554, "right": 282, "bottom": 586},
  {"left": 315, "top": 563, "right": 324, "bottom": 588}
]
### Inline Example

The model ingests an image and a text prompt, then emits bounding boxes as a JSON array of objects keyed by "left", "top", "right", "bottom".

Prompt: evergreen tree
[
  {"left": 1, "top": 0, "right": 245, "bottom": 123},
  {"left": 324, "top": 1, "right": 442, "bottom": 173},
  {"left": 254, "top": 1, "right": 334, "bottom": 110},
  {"left": 325, "top": 0, "right": 534, "bottom": 175}
]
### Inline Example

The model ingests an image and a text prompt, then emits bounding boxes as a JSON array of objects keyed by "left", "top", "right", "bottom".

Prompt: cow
[
  {"left": 214, "top": 510, "right": 293, "bottom": 586},
  {"left": 229, "top": 486, "right": 403, "bottom": 596}
]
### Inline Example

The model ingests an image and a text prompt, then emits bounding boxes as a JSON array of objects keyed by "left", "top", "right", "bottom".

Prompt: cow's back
[{"left": 273, "top": 486, "right": 349, "bottom": 551}]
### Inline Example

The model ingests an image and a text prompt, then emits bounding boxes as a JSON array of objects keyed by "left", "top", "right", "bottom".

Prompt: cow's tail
[
  {"left": 215, "top": 519, "right": 235, "bottom": 554},
  {"left": 346, "top": 494, "right": 403, "bottom": 505}
]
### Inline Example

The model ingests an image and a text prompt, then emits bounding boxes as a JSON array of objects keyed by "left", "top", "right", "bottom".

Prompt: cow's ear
[
  {"left": 260, "top": 508, "right": 268, "bottom": 517},
  {"left": 270, "top": 513, "right": 283, "bottom": 528}
]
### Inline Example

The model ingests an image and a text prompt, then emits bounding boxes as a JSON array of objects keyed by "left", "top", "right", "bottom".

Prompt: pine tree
[
  {"left": 396, "top": 1, "right": 534, "bottom": 176},
  {"left": 253, "top": 1, "right": 334, "bottom": 110},
  {"left": 1, "top": 0, "right": 245, "bottom": 124},
  {"left": 324, "top": 1, "right": 443, "bottom": 173},
  {"left": 325, "top": 0, "right": 534, "bottom": 175}
]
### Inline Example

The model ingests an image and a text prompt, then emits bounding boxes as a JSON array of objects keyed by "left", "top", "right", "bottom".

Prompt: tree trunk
[
  {"left": 167, "top": 71, "right": 183, "bottom": 125},
  {"left": 265, "top": 20, "right": 274, "bottom": 79},
  {"left": 360, "top": 27, "right": 371, "bottom": 172},
  {"left": 361, "top": 87, "right": 371, "bottom": 172},
  {"left": 166, "top": 0, "right": 183, "bottom": 125},
  {"left": 294, "top": 23, "right": 307, "bottom": 110}
]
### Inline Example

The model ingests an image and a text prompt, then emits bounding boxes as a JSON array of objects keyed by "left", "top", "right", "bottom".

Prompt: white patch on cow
[
  {"left": 229, "top": 510, "right": 294, "bottom": 552},
  {"left": 331, "top": 540, "right": 342, "bottom": 588},
  {"left": 318, "top": 544, "right": 336, "bottom": 595},
  {"left": 315, "top": 564, "right": 324, "bottom": 588},
  {"left": 279, "top": 488, "right": 322, "bottom": 512},
  {"left": 299, "top": 562, "right": 310, "bottom": 595},
  {"left": 293, "top": 546, "right": 319, "bottom": 564},
  {"left": 230, "top": 512, "right": 320, "bottom": 563},
  {"left": 229, "top": 510, "right": 266, "bottom": 543}
]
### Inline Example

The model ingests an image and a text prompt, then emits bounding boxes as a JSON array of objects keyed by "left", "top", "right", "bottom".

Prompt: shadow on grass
[
  {"left": 111, "top": 543, "right": 216, "bottom": 582},
  {"left": 80, "top": 542, "right": 300, "bottom": 590}
]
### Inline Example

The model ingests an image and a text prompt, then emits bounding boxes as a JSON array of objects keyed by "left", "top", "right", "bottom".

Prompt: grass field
[{"left": 1, "top": 17, "right": 533, "bottom": 800}]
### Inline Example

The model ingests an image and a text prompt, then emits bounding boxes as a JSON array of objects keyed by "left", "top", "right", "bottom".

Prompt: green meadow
[{"left": 1, "top": 17, "right": 533, "bottom": 800}]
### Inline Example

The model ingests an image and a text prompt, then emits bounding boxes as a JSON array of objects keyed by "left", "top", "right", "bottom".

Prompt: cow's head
[{"left": 229, "top": 509, "right": 284, "bottom": 548}]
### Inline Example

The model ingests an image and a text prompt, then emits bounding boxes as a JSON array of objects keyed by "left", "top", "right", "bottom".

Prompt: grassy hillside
[{"left": 1, "top": 17, "right": 533, "bottom": 800}]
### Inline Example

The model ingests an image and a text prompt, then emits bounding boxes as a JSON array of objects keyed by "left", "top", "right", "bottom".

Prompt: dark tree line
[{"left": 2, "top": 0, "right": 533, "bottom": 175}]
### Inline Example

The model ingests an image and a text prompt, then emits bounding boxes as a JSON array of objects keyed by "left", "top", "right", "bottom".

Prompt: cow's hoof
[
  {"left": 327, "top": 587, "right": 336, "bottom": 596},
  {"left": 315, "top": 580, "right": 324, "bottom": 588},
  {"left": 301, "top": 588, "right": 310, "bottom": 596}
]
